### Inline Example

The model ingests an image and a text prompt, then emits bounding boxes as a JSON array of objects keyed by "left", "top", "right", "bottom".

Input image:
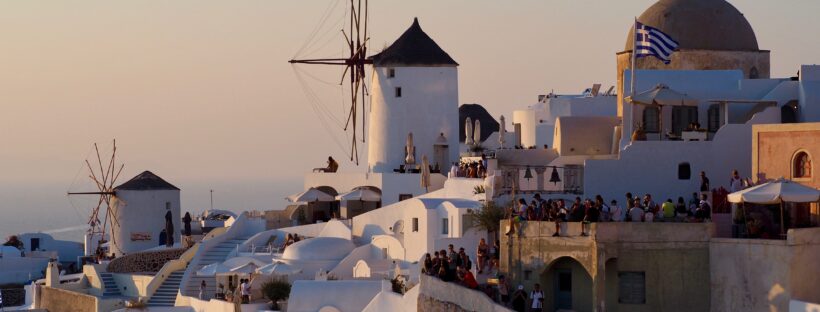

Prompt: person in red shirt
[{"left": 459, "top": 266, "right": 479, "bottom": 289}]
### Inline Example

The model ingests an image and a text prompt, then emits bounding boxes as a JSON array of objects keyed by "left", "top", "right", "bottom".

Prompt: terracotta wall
[{"left": 755, "top": 130, "right": 820, "bottom": 188}]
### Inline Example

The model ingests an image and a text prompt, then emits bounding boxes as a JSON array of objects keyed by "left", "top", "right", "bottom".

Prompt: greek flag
[{"left": 635, "top": 21, "right": 679, "bottom": 64}]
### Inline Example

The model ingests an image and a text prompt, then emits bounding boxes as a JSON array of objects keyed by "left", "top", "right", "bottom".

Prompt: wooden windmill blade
[
  {"left": 289, "top": 0, "right": 371, "bottom": 165},
  {"left": 67, "top": 139, "right": 123, "bottom": 254}
]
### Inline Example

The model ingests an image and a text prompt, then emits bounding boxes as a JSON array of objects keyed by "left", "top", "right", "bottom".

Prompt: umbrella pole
[{"left": 780, "top": 200, "right": 785, "bottom": 237}]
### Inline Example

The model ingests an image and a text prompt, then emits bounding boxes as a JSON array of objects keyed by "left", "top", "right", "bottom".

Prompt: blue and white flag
[{"left": 635, "top": 21, "right": 679, "bottom": 64}]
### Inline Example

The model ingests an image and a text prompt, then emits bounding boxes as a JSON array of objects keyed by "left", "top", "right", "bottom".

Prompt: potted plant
[{"left": 261, "top": 277, "right": 291, "bottom": 311}]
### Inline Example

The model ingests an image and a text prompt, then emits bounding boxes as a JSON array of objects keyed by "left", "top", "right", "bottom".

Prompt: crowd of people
[
  {"left": 449, "top": 156, "right": 489, "bottom": 179},
  {"left": 508, "top": 189, "right": 715, "bottom": 237}
]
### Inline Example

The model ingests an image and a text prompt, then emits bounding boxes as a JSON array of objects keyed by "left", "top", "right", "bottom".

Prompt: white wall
[
  {"left": 18, "top": 233, "right": 83, "bottom": 264},
  {"left": 585, "top": 106, "right": 780, "bottom": 206},
  {"left": 110, "top": 189, "right": 181, "bottom": 256},
  {"left": 368, "top": 66, "right": 459, "bottom": 173},
  {"left": 513, "top": 95, "right": 616, "bottom": 148}
]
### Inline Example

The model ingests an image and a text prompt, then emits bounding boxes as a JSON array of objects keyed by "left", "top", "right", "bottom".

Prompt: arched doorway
[
  {"left": 312, "top": 186, "right": 339, "bottom": 222},
  {"left": 540, "top": 256, "right": 593, "bottom": 312}
]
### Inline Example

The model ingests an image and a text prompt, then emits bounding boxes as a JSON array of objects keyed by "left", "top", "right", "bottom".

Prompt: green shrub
[{"left": 261, "top": 277, "right": 291, "bottom": 303}]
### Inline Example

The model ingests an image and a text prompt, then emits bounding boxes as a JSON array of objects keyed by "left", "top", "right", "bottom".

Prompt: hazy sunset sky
[{"left": 2, "top": 0, "right": 819, "bottom": 238}]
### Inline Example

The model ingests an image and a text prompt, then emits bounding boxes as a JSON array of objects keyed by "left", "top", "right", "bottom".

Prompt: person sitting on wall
[{"left": 314, "top": 156, "right": 339, "bottom": 173}]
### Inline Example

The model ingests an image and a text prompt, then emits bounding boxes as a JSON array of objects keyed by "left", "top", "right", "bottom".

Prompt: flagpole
[
  {"left": 627, "top": 17, "right": 638, "bottom": 144},
  {"left": 630, "top": 17, "right": 638, "bottom": 96}
]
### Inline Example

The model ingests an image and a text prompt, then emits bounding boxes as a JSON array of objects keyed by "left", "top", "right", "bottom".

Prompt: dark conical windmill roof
[
  {"left": 114, "top": 171, "right": 180, "bottom": 191},
  {"left": 368, "top": 18, "right": 458, "bottom": 67}
]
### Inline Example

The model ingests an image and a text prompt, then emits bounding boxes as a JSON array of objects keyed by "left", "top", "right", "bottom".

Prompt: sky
[{"left": 2, "top": 0, "right": 820, "bottom": 240}]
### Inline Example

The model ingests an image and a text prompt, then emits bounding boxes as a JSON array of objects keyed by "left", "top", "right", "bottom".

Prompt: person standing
[
  {"left": 700, "top": 171, "right": 710, "bottom": 192},
  {"left": 729, "top": 170, "right": 744, "bottom": 192},
  {"left": 199, "top": 280, "right": 207, "bottom": 300},
  {"left": 498, "top": 275, "right": 510, "bottom": 305},
  {"left": 183, "top": 212, "right": 192, "bottom": 237},
  {"left": 476, "top": 238, "right": 489, "bottom": 274},
  {"left": 511, "top": 285, "right": 528, "bottom": 312},
  {"left": 530, "top": 283, "right": 544, "bottom": 312},
  {"left": 164, "top": 210, "right": 174, "bottom": 248},
  {"left": 241, "top": 278, "right": 252, "bottom": 303}
]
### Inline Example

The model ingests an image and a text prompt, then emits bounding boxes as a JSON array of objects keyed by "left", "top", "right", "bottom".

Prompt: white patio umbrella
[
  {"left": 222, "top": 257, "right": 268, "bottom": 270},
  {"left": 257, "top": 261, "right": 303, "bottom": 275},
  {"left": 625, "top": 84, "right": 698, "bottom": 139},
  {"left": 197, "top": 262, "right": 232, "bottom": 277},
  {"left": 335, "top": 188, "right": 381, "bottom": 202},
  {"left": 286, "top": 187, "right": 334, "bottom": 203},
  {"left": 727, "top": 178, "right": 820, "bottom": 235},
  {"left": 499, "top": 115, "right": 507, "bottom": 148},
  {"left": 420, "top": 155, "right": 431, "bottom": 192},
  {"left": 405, "top": 132, "right": 415, "bottom": 165},
  {"left": 230, "top": 262, "right": 260, "bottom": 274},
  {"left": 465, "top": 117, "right": 474, "bottom": 145},
  {"left": 473, "top": 119, "right": 481, "bottom": 145}
]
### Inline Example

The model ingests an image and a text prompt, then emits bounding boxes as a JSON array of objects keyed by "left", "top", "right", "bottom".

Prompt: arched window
[
  {"left": 793, "top": 151, "right": 812, "bottom": 179},
  {"left": 749, "top": 67, "right": 759, "bottom": 79},
  {"left": 642, "top": 106, "right": 660, "bottom": 133}
]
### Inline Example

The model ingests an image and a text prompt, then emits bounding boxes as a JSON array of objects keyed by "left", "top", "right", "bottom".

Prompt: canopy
[
  {"left": 287, "top": 187, "right": 334, "bottom": 203},
  {"left": 499, "top": 115, "right": 507, "bottom": 148},
  {"left": 230, "top": 262, "right": 259, "bottom": 274},
  {"left": 222, "top": 257, "right": 268, "bottom": 270},
  {"left": 626, "top": 84, "right": 698, "bottom": 107},
  {"left": 405, "top": 132, "right": 415, "bottom": 165},
  {"left": 197, "top": 262, "right": 231, "bottom": 277},
  {"left": 727, "top": 179, "right": 820, "bottom": 204},
  {"left": 257, "top": 261, "right": 303, "bottom": 275},
  {"left": 336, "top": 188, "right": 381, "bottom": 202},
  {"left": 473, "top": 119, "right": 481, "bottom": 144},
  {"left": 420, "top": 155, "right": 431, "bottom": 191},
  {"left": 465, "top": 117, "right": 474, "bottom": 145}
]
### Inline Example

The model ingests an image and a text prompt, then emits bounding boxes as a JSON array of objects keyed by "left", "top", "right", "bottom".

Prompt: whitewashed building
[{"left": 109, "top": 171, "right": 181, "bottom": 256}]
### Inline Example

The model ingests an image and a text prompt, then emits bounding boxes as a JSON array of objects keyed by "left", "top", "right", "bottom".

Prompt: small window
[
  {"left": 442, "top": 218, "right": 449, "bottom": 235},
  {"left": 387, "top": 68, "right": 395, "bottom": 78},
  {"left": 412, "top": 218, "right": 419, "bottom": 232},
  {"left": 165, "top": 202, "right": 171, "bottom": 210},
  {"left": 618, "top": 271, "right": 646, "bottom": 304},
  {"left": 395, "top": 87, "right": 402, "bottom": 98},
  {"left": 678, "top": 163, "right": 691, "bottom": 180},
  {"left": 793, "top": 151, "right": 812, "bottom": 179},
  {"left": 30, "top": 238, "right": 40, "bottom": 251},
  {"left": 399, "top": 194, "right": 413, "bottom": 201},
  {"left": 749, "top": 66, "right": 759, "bottom": 79},
  {"left": 524, "top": 270, "right": 532, "bottom": 280}
]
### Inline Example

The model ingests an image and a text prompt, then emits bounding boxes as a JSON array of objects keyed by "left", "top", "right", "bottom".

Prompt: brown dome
[{"left": 625, "top": 0, "right": 759, "bottom": 51}]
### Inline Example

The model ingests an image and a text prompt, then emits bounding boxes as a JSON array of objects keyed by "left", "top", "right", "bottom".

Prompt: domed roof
[
  {"left": 625, "top": 0, "right": 758, "bottom": 51},
  {"left": 281, "top": 237, "right": 355, "bottom": 261}
]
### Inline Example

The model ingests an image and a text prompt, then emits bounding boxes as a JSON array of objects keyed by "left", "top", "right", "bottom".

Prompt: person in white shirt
[
  {"left": 729, "top": 169, "right": 744, "bottom": 192},
  {"left": 610, "top": 200, "right": 624, "bottom": 222},
  {"left": 530, "top": 283, "right": 544, "bottom": 312},
  {"left": 449, "top": 163, "right": 458, "bottom": 178},
  {"left": 629, "top": 201, "right": 644, "bottom": 222}
]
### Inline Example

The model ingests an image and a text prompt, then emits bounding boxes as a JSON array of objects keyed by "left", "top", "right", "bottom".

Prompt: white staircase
[
  {"left": 146, "top": 270, "right": 184, "bottom": 307},
  {"left": 100, "top": 272, "right": 121, "bottom": 297},
  {"left": 181, "top": 236, "right": 252, "bottom": 299}
]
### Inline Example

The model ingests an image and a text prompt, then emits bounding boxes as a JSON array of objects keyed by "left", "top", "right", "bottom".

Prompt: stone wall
[
  {"left": 107, "top": 247, "right": 186, "bottom": 273},
  {"left": 417, "top": 274, "right": 511, "bottom": 312},
  {"left": 36, "top": 286, "right": 97, "bottom": 312},
  {"left": 500, "top": 221, "right": 712, "bottom": 312}
]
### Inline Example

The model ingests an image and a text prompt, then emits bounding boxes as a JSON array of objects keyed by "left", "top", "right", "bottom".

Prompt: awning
[
  {"left": 287, "top": 187, "right": 335, "bottom": 203},
  {"left": 257, "top": 261, "right": 303, "bottom": 275},
  {"left": 727, "top": 178, "right": 820, "bottom": 204},
  {"left": 626, "top": 84, "right": 698, "bottom": 107},
  {"left": 335, "top": 188, "right": 381, "bottom": 202}
]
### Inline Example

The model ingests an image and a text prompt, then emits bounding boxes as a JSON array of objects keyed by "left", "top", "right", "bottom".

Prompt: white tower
[
  {"left": 109, "top": 171, "right": 181, "bottom": 256},
  {"left": 367, "top": 18, "right": 459, "bottom": 173}
]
